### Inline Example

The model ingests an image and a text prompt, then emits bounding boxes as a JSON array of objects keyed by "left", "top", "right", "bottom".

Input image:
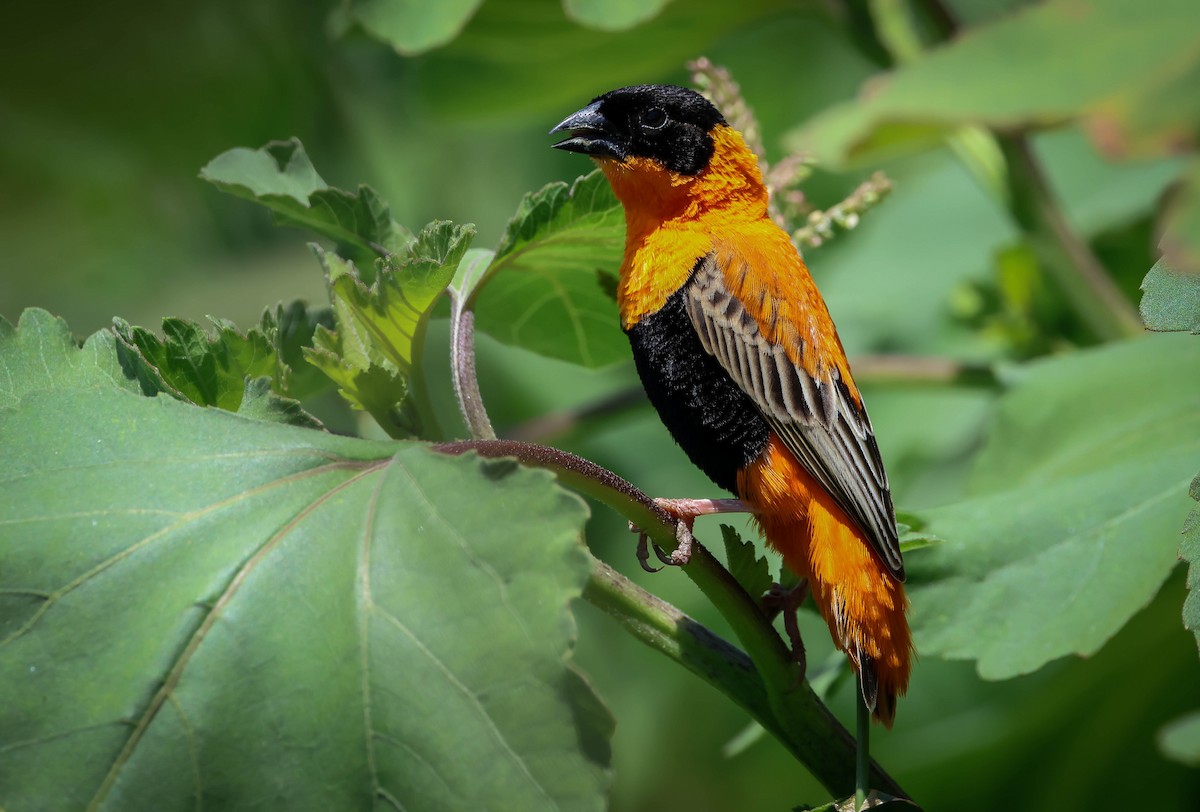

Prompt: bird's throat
[{"left": 603, "top": 125, "right": 770, "bottom": 329}]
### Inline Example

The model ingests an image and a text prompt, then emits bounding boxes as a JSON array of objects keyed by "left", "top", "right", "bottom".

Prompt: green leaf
[
  {"left": 1158, "top": 710, "right": 1200, "bottom": 767},
  {"left": 1140, "top": 259, "right": 1200, "bottom": 333},
  {"left": 908, "top": 335, "right": 1200, "bottom": 679},
  {"left": 721, "top": 525, "right": 773, "bottom": 599},
  {"left": 794, "top": 0, "right": 1200, "bottom": 166},
  {"left": 895, "top": 511, "right": 945, "bottom": 555},
  {"left": 305, "top": 221, "right": 475, "bottom": 435},
  {"left": 200, "top": 138, "right": 412, "bottom": 269},
  {"left": 0, "top": 310, "right": 141, "bottom": 405},
  {"left": 344, "top": 0, "right": 484, "bottom": 55},
  {"left": 1182, "top": 475, "right": 1200, "bottom": 656},
  {"left": 472, "top": 171, "right": 627, "bottom": 367},
  {"left": 562, "top": 0, "right": 673, "bottom": 32},
  {"left": 111, "top": 312, "right": 324, "bottom": 428},
  {"left": 0, "top": 311, "right": 611, "bottom": 810}
]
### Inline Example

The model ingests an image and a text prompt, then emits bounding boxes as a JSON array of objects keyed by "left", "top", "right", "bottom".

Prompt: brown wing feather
[{"left": 685, "top": 254, "right": 905, "bottom": 580}]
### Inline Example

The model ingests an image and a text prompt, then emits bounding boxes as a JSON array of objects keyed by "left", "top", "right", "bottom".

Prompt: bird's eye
[{"left": 642, "top": 107, "right": 668, "bottom": 129}]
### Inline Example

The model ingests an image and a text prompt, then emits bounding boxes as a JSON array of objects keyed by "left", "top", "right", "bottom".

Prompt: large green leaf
[
  {"left": 344, "top": 0, "right": 484, "bottom": 55},
  {"left": 1182, "top": 474, "right": 1200, "bottom": 656},
  {"left": 794, "top": 0, "right": 1200, "bottom": 165},
  {"left": 1140, "top": 259, "right": 1200, "bottom": 333},
  {"left": 200, "top": 138, "right": 412, "bottom": 270},
  {"left": 471, "top": 171, "right": 627, "bottom": 367},
  {"left": 908, "top": 335, "right": 1200, "bottom": 679},
  {"left": 0, "top": 310, "right": 611, "bottom": 810}
]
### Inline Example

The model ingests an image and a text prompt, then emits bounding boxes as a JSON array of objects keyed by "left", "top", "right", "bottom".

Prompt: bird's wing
[{"left": 684, "top": 251, "right": 905, "bottom": 580}]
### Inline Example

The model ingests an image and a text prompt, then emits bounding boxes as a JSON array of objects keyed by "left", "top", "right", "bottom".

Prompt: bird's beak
[{"left": 550, "top": 101, "right": 626, "bottom": 160}]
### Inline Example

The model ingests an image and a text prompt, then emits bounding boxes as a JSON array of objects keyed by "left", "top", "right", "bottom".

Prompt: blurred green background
[{"left": 3, "top": 0, "right": 1197, "bottom": 809}]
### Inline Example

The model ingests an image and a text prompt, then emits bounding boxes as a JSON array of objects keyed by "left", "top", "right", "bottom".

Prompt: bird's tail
[{"left": 739, "top": 439, "right": 912, "bottom": 726}]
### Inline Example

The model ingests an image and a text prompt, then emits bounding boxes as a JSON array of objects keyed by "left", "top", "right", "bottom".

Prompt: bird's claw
[
  {"left": 630, "top": 515, "right": 695, "bottom": 572},
  {"left": 763, "top": 580, "right": 810, "bottom": 683},
  {"left": 632, "top": 525, "right": 674, "bottom": 573}
]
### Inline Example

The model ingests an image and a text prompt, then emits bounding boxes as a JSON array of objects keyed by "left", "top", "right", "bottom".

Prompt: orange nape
[{"left": 738, "top": 435, "right": 912, "bottom": 726}]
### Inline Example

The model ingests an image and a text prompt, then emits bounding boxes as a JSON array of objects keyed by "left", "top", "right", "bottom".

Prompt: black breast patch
[{"left": 625, "top": 276, "right": 771, "bottom": 494}]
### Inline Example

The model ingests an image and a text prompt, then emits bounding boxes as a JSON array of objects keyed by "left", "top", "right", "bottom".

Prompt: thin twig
[
  {"left": 856, "top": 690, "right": 870, "bottom": 810},
  {"left": 851, "top": 355, "right": 999, "bottom": 387},
  {"left": 864, "top": 0, "right": 1141, "bottom": 341},
  {"left": 999, "top": 135, "right": 1144, "bottom": 340}
]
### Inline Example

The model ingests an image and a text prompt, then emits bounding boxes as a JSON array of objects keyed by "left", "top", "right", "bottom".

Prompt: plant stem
[
  {"left": 448, "top": 292, "right": 496, "bottom": 440},
  {"left": 999, "top": 135, "right": 1144, "bottom": 340},
  {"left": 856, "top": 690, "right": 870, "bottom": 810},
  {"left": 867, "top": 0, "right": 1142, "bottom": 341},
  {"left": 433, "top": 439, "right": 906, "bottom": 799},
  {"left": 851, "top": 355, "right": 998, "bottom": 388},
  {"left": 583, "top": 557, "right": 778, "bottom": 732}
]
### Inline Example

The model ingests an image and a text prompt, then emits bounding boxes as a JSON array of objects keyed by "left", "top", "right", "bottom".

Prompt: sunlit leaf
[
  {"left": 304, "top": 221, "right": 474, "bottom": 435},
  {"left": 200, "top": 138, "right": 412, "bottom": 269},
  {"left": 795, "top": 0, "right": 1200, "bottom": 166},
  {"left": 908, "top": 335, "right": 1200, "bottom": 679},
  {"left": 471, "top": 171, "right": 626, "bottom": 367},
  {"left": 0, "top": 309, "right": 612, "bottom": 810}
]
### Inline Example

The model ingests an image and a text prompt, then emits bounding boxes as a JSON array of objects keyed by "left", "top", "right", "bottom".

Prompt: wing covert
[{"left": 684, "top": 254, "right": 905, "bottom": 580}]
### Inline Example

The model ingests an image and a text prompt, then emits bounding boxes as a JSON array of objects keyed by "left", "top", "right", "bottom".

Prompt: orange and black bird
[{"left": 551, "top": 85, "right": 911, "bottom": 724}]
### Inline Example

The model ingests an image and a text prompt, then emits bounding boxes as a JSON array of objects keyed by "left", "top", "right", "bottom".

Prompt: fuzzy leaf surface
[
  {"left": 0, "top": 310, "right": 611, "bottom": 811},
  {"left": 1140, "top": 259, "right": 1200, "bottom": 333}
]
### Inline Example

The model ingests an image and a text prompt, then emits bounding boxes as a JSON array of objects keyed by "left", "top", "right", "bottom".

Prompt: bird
[{"left": 550, "top": 84, "right": 911, "bottom": 725}]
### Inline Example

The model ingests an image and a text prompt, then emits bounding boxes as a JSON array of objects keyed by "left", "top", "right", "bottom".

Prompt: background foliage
[{"left": 2, "top": 0, "right": 1199, "bottom": 810}]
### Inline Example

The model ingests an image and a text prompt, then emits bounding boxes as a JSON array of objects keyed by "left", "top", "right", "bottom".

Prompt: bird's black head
[{"left": 550, "top": 85, "right": 727, "bottom": 176}]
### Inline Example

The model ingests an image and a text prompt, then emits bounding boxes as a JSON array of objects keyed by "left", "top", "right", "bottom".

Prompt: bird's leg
[
  {"left": 631, "top": 497, "right": 755, "bottom": 571},
  {"left": 762, "top": 580, "right": 810, "bottom": 679}
]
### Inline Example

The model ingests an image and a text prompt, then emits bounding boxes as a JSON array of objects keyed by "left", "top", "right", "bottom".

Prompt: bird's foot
[
  {"left": 630, "top": 497, "right": 754, "bottom": 572},
  {"left": 762, "top": 580, "right": 810, "bottom": 682}
]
